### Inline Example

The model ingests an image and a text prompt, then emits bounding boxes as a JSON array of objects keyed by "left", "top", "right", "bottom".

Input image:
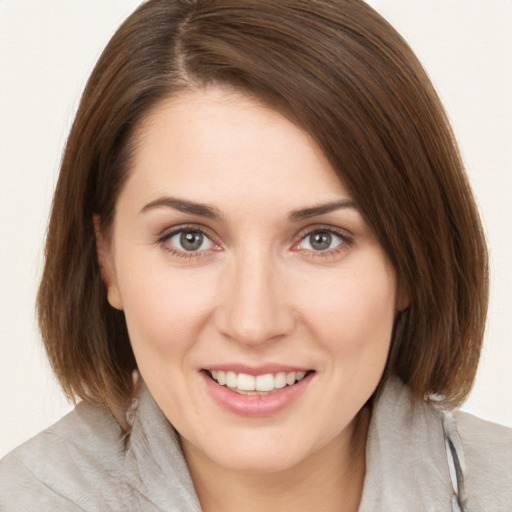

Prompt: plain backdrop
[{"left": 1, "top": 0, "right": 511, "bottom": 458}]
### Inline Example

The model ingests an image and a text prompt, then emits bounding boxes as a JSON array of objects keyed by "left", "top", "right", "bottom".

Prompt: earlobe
[
  {"left": 93, "top": 215, "right": 123, "bottom": 310},
  {"left": 396, "top": 287, "right": 410, "bottom": 313}
]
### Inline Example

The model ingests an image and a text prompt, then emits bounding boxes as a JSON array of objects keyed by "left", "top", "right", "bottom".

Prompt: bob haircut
[{"left": 38, "top": 0, "right": 488, "bottom": 413}]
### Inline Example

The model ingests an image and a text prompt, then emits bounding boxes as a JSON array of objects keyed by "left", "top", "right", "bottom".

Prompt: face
[{"left": 100, "top": 87, "right": 402, "bottom": 475}]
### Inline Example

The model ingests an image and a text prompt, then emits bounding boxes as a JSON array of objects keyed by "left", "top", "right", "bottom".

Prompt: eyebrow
[
  {"left": 140, "top": 196, "right": 357, "bottom": 222},
  {"left": 140, "top": 197, "right": 224, "bottom": 220},
  {"left": 288, "top": 199, "right": 358, "bottom": 222}
]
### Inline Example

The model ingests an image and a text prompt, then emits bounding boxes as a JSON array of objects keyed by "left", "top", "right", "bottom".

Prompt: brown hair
[{"left": 38, "top": 0, "right": 488, "bottom": 412}]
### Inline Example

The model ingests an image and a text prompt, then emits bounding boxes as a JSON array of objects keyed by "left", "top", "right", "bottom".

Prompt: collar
[{"left": 125, "top": 378, "right": 454, "bottom": 511}]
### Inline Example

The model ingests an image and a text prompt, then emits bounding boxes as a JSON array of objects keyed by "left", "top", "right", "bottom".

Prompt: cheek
[
  {"left": 299, "top": 264, "right": 397, "bottom": 355},
  {"left": 116, "top": 262, "right": 217, "bottom": 357}
]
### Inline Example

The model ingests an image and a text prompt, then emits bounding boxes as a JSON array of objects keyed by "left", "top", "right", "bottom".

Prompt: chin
[
  {"left": 182, "top": 425, "right": 325, "bottom": 476},
  {"left": 211, "top": 448, "right": 306, "bottom": 475}
]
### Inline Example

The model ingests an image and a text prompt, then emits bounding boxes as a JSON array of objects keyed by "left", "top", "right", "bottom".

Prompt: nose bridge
[{"left": 215, "top": 242, "right": 295, "bottom": 345}]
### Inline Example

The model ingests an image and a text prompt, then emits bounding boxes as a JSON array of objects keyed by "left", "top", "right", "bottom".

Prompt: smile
[
  {"left": 207, "top": 370, "right": 311, "bottom": 395},
  {"left": 202, "top": 368, "right": 315, "bottom": 416}
]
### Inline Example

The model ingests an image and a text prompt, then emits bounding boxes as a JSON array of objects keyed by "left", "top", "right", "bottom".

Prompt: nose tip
[
  {"left": 214, "top": 265, "right": 296, "bottom": 346},
  {"left": 222, "top": 305, "right": 294, "bottom": 346}
]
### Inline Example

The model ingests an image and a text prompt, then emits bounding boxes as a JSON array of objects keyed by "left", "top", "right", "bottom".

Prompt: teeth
[
  {"left": 275, "top": 372, "right": 287, "bottom": 389},
  {"left": 286, "top": 372, "right": 296, "bottom": 385},
  {"left": 255, "top": 374, "right": 274, "bottom": 392},
  {"left": 236, "top": 390, "right": 268, "bottom": 396},
  {"left": 209, "top": 370, "right": 309, "bottom": 392},
  {"left": 226, "top": 371, "right": 237, "bottom": 388},
  {"left": 237, "top": 373, "right": 255, "bottom": 391}
]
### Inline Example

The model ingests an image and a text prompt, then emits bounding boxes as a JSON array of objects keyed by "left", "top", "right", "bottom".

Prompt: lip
[{"left": 200, "top": 369, "right": 314, "bottom": 417}]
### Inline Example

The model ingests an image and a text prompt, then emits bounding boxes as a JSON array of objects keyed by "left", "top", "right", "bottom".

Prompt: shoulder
[
  {"left": 454, "top": 410, "right": 512, "bottom": 509},
  {"left": 361, "top": 377, "right": 512, "bottom": 511},
  {"left": 0, "top": 400, "right": 128, "bottom": 511}
]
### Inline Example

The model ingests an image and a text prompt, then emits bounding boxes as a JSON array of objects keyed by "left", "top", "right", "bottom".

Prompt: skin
[{"left": 98, "top": 87, "right": 405, "bottom": 511}]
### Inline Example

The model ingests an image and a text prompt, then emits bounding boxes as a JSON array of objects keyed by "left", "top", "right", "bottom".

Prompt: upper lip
[{"left": 202, "top": 364, "right": 313, "bottom": 376}]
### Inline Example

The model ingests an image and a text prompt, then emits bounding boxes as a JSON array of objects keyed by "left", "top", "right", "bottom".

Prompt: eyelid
[
  {"left": 156, "top": 223, "right": 222, "bottom": 257},
  {"left": 295, "top": 224, "right": 353, "bottom": 243},
  {"left": 157, "top": 222, "right": 215, "bottom": 240},
  {"left": 291, "top": 224, "right": 354, "bottom": 254}
]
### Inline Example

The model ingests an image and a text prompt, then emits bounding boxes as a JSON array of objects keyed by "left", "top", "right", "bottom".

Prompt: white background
[{"left": 1, "top": 0, "right": 511, "bottom": 458}]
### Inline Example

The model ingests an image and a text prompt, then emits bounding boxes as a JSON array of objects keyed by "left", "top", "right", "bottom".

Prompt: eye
[
  {"left": 297, "top": 229, "right": 350, "bottom": 253},
  {"left": 166, "top": 228, "right": 215, "bottom": 252}
]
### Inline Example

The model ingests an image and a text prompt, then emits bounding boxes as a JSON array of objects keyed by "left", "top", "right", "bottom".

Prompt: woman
[{"left": 1, "top": 0, "right": 510, "bottom": 510}]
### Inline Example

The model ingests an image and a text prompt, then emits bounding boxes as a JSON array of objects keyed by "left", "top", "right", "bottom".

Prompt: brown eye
[
  {"left": 296, "top": 228, "right": 351, "bottom": 254},
  {"left": 309, "top": 232, "right": 332, "bottom": 251},
  {"left": 302, "top": 230, "right": 337, "bottom": 251},
  {"left": 167, "top": 229, "right": 214, "bottom": 252},
  {"left": 180, "top": 231, "right": 204, "bottom": 251}
]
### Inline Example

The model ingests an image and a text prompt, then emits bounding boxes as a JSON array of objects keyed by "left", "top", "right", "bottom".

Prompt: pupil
[
  {"left": 180, "top": 231, "right": 203, "bottom": 251},
  {"left": 311, "top": 232, "right": 331, "bottom": 251}
]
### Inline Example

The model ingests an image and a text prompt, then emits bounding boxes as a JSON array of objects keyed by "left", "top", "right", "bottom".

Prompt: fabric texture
[{"left": 1, "top": 377, "right": 511, "bottom": 511}]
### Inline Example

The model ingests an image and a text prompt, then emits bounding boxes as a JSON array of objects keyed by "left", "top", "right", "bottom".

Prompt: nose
[{"left": 214, "top": 248, "right": 296, "bottom": 347}]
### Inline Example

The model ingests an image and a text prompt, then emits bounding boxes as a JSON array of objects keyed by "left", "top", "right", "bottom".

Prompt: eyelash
[
  {"left": 293, "top": 226, "right": 354, "bottom": 259},
  {"left": 156, "top": 224, "right": 353, "bottom": 260},
  {"left": 157, "top": 225, "right": 220, "bottom": 260}
]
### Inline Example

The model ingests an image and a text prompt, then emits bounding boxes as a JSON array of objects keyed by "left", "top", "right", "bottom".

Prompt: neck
[{"left": 182, "top": 407, "right": 370, "bottom": 512}]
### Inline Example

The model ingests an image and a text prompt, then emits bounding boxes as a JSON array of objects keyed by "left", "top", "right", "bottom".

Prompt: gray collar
[{"left": 125, "top": 377, "right": 458, "bottom": 511}]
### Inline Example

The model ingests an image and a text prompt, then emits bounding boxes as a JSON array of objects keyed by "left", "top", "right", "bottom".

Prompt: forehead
[{"left": 123, "top": 87, "right": 349, "bottom": 213}]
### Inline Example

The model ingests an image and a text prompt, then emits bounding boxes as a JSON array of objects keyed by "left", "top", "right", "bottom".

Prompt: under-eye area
[{"left": 203, "top": 370, "right": 316, "bottom": 395}]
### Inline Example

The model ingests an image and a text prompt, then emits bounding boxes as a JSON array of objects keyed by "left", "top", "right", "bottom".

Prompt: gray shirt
[{"left": 1, "top": 377, "right": 511, "bottom": 511}]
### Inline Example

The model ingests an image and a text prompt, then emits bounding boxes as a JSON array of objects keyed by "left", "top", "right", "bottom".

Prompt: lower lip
[{"left": 201, "top": 371, "right": 314, "bottom": 417}]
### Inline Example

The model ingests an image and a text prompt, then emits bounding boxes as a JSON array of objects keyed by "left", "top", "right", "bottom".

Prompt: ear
[
  {"left": 93, "top": 215, "right": 123, "bottom": 310},
  {"left": 396, "top": 281, "right": 410, "bottom": 313}
]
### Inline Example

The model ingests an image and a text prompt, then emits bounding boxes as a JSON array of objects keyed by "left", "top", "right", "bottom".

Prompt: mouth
[{"left": 203, "top": 369, "right": 314, "bottom": 395}]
